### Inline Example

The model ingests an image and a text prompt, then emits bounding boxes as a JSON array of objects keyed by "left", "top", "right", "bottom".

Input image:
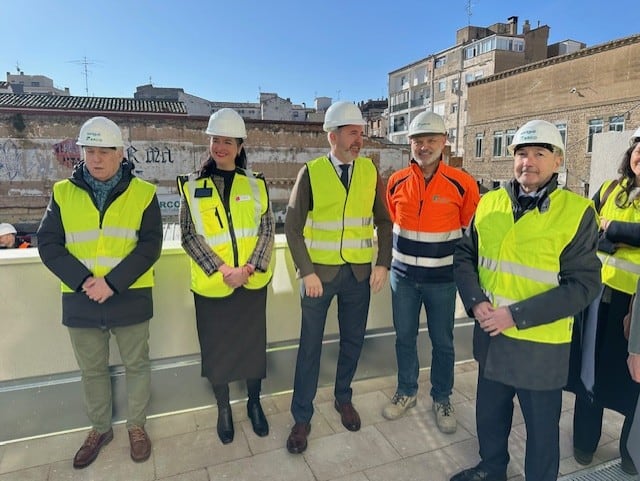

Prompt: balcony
[
  {"left": 0, "top": 240, "right": 632, "bottom": 481},
  {"left": 391, "top": 102, "right": 409, "bottom": 113}
]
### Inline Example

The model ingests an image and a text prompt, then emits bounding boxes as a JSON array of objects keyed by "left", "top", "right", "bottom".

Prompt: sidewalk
[{"left": 0, "top": 360, "right": 629, "bottom": 481}]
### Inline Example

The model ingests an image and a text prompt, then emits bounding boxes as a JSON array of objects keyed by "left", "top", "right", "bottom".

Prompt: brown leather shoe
[
  {"left": 334, "top": 400, "right": 361, "bottom": 431},
  {"left": 73, "top": 428, "right": 114, "bottom": 469},
  {"left": 128, "top": 426, "right": 152, "bottom": 462},
  {"left": 286, "top": 422, "right": 311, "bottom": 454}
]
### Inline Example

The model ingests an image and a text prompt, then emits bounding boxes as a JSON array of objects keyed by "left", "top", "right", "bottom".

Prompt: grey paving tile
[
  {"left": 303, "top": 426, "right": 400, "bottom": 481},
  {"left": 0, "top": 431, "right": 86, "bottom": 473},
  {"left": 375, "top": 405, "right": 473, "bottom": 458},
  {"left": 193, "top": 405, "right": 217, "bottom": 430},
  {"left": 153, "top": 427, "right": 251, "bottom": 478},
  {"left": 327, "top": 473, "right": 369, "bottom": 481},
  {"left": 451, "top": 369, "right": 478, "bottom": 400},
  {"left": 0, "top": 465, "right": 49, "bottom": 481},
  {"left": 450, "top": 399, "right": 477, "bottom": 437},
  {"left": 207, "top": 448, "right": 315, "bottom": 481},
  {"left": 157, "top": 469, "right": 209, "bottom": 481},
  {"left": 146, "top": 411, "right": 198, "bottom": 440},
  {"left": 48, "top": 444, "right": 155, "bottom": 481},
  {"left": 365, "top": 449, "right": 459, "bottom": 481},
  {"left": 440, "top": 437, "right": 481, "bottom": 471}
]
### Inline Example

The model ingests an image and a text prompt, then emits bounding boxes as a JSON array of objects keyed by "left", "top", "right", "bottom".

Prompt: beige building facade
[{"left": 463, "top": 34, "right": 640, "bottom": 194}]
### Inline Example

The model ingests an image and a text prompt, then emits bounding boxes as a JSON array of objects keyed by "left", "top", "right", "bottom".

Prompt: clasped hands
[
  {"left": 219, "top": 264, "right": 254, "bottom": 289},
  {"left": 82, "top": 276, "right": 114, "bottom": 304},
  {"left": 472, "top": 301, "right": 515, "bottom": 336}
]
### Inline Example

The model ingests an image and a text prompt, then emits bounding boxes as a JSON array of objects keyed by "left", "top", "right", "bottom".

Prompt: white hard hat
[
  {"left": 323, "top": 101, "right": 366, "bottom": 132},
  {"left": 206, "top": 108, "right": 247, "bottom": 139},
  {"left": 508, "top": 120, "right": 564, "bottom": 157},
  {"left": 408, "top": 111, "right": 447, "bottom": 137},
  {"left": 630, "top": 126, "right": 640, "bottom": 146},
  {"left": 77, "top": 116, "right": 124, "bottom": 147},
  {"left": 0, "top": 223, "right": 17, "bottom": 236}
]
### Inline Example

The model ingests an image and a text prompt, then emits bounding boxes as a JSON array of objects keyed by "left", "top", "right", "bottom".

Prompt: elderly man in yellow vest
[
  {"left": 38, "top": 116, "right": 163, "bottom": 469},
  {"left": 284, "top": 101, "right": 392, "bottom": 454},
  {"left": 450, "top": 120, "right": 601, "bottom": 481}
]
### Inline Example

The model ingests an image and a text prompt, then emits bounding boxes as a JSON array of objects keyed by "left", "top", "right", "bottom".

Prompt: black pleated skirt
[{"left": 193, "top": 286, "right": 267, "bottom": 385}]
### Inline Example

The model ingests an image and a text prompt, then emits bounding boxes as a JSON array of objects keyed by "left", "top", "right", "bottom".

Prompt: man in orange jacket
[{"left": 383, "top": 112, "right": 479, "bottom": 433}]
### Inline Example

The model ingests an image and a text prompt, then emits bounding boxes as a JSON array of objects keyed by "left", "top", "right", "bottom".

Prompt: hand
[
  {"left": 222, "top": 267, "right": 249, "bottom": 289},
  {"left": 623, "top": 312, "right": 631, "bottom": 341},
  {"left": 82, "top": 276, "right": 114, "bottom": 304},
  {"left": 628, "top": 353, "right": 640, "bottom": 383},
  {"left": 302, "top": 273, "right": 323, "bottom": 298},
  {"left": 473, "top": 303, "right": 515, "bottom": 337},
  {"left": 600, "top": 218, "right": 611, "bottom": 231},
  {"left": 369, "top": 266, "right": 388, "bottom": 293}
]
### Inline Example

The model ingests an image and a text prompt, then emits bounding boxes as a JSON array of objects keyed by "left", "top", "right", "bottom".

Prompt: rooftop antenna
[
  {"left": 466, "top": 0, "right": 473, "bottom": 26},
  {"left": 15, "top": 60, "right": 22, "bottom": 74},
  {"left": 68, "top": 56, "right": 95, "bottom": 96}
]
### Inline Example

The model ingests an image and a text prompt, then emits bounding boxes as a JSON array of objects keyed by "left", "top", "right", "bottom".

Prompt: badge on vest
[
  {"left": 194, "top": 187, "right": 213, "bottom": 197},
  {"left": 234, "top": 194, "right": 252, "bottom": 202}
]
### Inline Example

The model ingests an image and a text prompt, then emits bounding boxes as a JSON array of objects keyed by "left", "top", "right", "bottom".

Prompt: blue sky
[{"left": 3, "top": 0, "right": 638, "bottom": 107}]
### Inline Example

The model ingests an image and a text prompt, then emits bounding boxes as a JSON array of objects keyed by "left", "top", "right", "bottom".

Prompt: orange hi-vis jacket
[{"left": 386, "top": 160, "right": 480, "bottom": 283}]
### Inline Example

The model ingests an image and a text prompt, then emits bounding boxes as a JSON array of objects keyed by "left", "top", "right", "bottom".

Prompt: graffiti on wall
[
  {"left": 0, "top": 139, "right": 21, "bottom": 180},
  {"left": 53, "top": 139, "right": 82, "bottom": 168},
  {"left": 126, "top": 145, "right": 174, "bottom": 164}
]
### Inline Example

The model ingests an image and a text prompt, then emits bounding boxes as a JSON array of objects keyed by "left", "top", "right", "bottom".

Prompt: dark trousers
[
  {"left": 291, "top": 265, "right": 371, "bottom": 423},
  {"left": 573, "top": 396, "right": 634, "bottom": 462},
  {"left": 476, "top": 372, "right": 562, "bottom": 481}
]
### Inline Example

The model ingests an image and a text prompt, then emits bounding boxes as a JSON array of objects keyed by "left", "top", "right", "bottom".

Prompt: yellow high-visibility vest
[
  {"left": 476, "top": 188, "right": 592, "bottom": 344},
  {"left": 598, "top": 179, "right": 640, "bottom": 294},
  {"left": 54, "top": 177, "right": 156, "bottom": 292},
  {"left": 179, "top": 171, "right": 272, "bottom": 297},
  {"left": 304, "top": 156, "right": 376, "bottom": 264}
]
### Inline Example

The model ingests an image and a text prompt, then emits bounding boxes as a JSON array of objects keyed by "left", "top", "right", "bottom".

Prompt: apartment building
[
  {"left": 388, "top": 16, "right": 554, "bottom": 154},
  {"left": 5, "top": 70, "right": 70, "bottom": 96},
  {"left": 463, "top": 34, "right": 640, "bottom": 194}
]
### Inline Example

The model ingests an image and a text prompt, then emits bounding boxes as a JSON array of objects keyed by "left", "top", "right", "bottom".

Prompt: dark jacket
[
  {"left": 37, "top": 160, "right": 163, "bottom": 328},
  {"left": 454, "top": 175, "right": 601, "bottom": 390}
]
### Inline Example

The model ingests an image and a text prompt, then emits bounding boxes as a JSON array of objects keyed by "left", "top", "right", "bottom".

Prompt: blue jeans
[{"left": 390, "top": 271, "right": 456, "bottom": 402}]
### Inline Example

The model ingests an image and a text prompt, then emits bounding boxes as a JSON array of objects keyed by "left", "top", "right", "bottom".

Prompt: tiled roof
[{"left": 0, "top": 93, "right": 187, "bottom": 114}]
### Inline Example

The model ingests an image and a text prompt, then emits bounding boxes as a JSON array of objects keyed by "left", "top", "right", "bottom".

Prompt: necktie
[{"left": 339, "top": 164, "right": 349, "bottom": 190}]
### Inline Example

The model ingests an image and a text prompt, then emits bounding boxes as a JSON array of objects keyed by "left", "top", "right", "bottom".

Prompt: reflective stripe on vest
[
  {"left": 179, "top": 170, "right": 272, "bottom": 297},
  {"left": 392, "top": 223, "right": 461, "bottom": 268},
  {"left": 475, "top": 188, "right": 592, "bottom": 344},
  {"left": 53, "top": 177, "right": 156, "bottom": 292},
  {"left": 303, "top": 156, "right": 376, "bottom": 265},
  {"left": 598, "top": 179, "right": 640, "bottom": 294}
]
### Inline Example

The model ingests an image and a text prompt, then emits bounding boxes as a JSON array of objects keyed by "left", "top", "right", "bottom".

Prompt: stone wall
[{"left": 0, "top": 113, "right": 410, "bottom": 225}]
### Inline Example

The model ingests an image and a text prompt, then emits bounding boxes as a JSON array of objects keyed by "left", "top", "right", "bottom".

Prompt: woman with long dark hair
[
  {"left": 568, "top": 138, "right": 640, "bottom": 475},
  {"left": 178, "top": 109, "right": 274, "bottom": 444}
]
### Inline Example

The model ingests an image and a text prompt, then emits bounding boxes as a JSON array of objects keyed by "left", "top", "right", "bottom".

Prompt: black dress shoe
[
  {"left": 217, "top": 406, "right": 234, "bottom": 444},
  {"left": 450, "top": 466, "right": 507, "bottom": 481},
  {"left": 247, "top": 399, "right": 269, "bottom": 437}
]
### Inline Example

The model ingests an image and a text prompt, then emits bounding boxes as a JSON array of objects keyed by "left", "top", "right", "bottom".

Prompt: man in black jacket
[
  {"left": 450, "top": 120, "right": 601, "bottom": 481},
  {"left": 38, "top": 116, "right": 162, "bottom": 469}
]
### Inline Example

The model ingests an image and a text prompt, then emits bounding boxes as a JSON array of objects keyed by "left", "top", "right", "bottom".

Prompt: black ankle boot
[
  {"left": 217, "top": 406, "right": 234, "bottom": 444},
  {"left": 247, "top": 398, "right": 269, "bottom": 437}
]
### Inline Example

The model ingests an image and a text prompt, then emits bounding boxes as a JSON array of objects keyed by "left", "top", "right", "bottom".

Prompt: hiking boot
[
  {"left": 128, "top": 426, "right": 151, "bottom": 462},
  {"left": 433, "top": 400, "right": 457, "bottom": 434},
  {"left": 73, "top": 428, "right": 114, "bottom": 469},
  {"left": 382, "top": 393, "right": 417, "bottom": 420}
]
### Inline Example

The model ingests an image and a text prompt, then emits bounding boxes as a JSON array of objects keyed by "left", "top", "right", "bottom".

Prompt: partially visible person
[
  {"left": 567, "top": 138, "right": 640, "bottom": 476},
  {"left": 284, "top": 101, "right": 392, "bottom": 454},
  {"left": 37, "top": 116, "right": 162, "bottom": 468},
  {"left": 627, "top": 279, "right": 640, "bottom": 470},
  {"left": 178, "top": 108, "right": 274, "bottom": 445},
  {"left": 451, "top": 120, "right": 601, "bottom": 481},
  {"left": 383, "top": 112, "right": 479, "bottom": 433},
  {"left": 0, "top": 223, "right": 29, "bottom": 248}
]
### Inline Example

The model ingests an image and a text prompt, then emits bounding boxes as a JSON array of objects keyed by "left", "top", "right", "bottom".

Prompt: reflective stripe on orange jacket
[{"left": 386, "top": 160, "right": 480, "bottom": 283}]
